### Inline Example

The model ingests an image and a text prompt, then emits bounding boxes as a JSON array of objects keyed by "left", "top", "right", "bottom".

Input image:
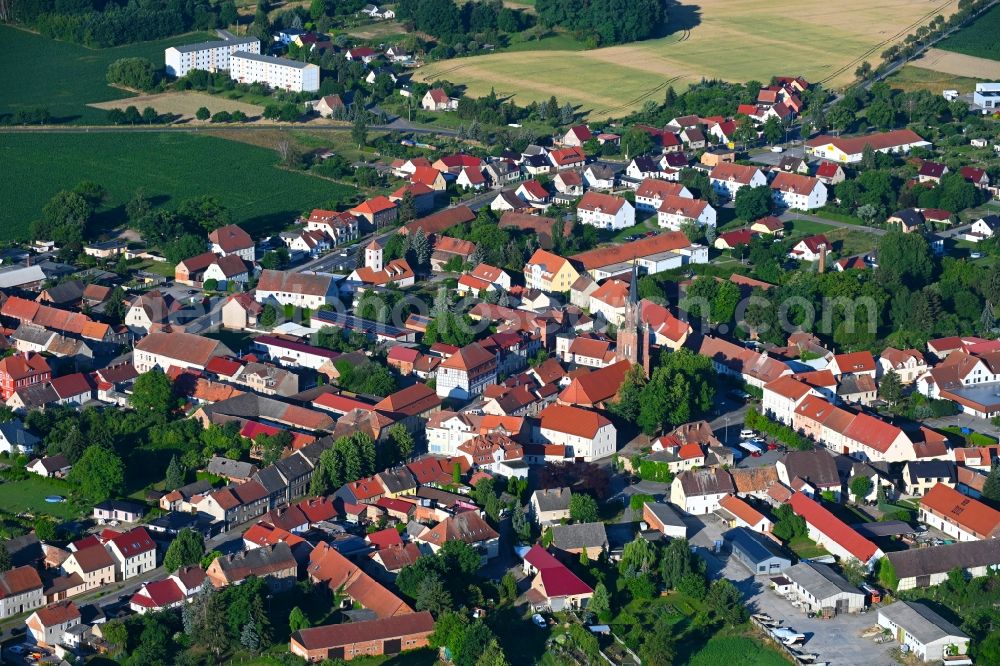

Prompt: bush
[{"left": 744, "top": 407, "right": 811, "bottom": 450}]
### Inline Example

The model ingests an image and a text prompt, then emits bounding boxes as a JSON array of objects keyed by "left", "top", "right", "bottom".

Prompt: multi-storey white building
[
  {"left": 230, "top": 52, "right": 320, "bottom": 92},
  {"left": 164, "top": 37, "right": 261, "bottom": 77},
  {"left": 576, "top": 191, "right": 635, "bottom": 230},
  {"left": 535, "top": 404, "right": 616, "bottom": 461}
]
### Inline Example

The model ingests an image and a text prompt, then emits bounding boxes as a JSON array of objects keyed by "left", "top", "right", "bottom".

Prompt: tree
[
  {"left": 762, "top": 115, "right": 783, "bottom": 145},
  {"left": 621, "top": 126, "right": 654, "bottom": 161},
  {"left": 178, "top": 195, "right": 232, "bottom": 232},
  {"left": 850, "top": 475, "right": 873, "bottom": 503},
  {"left": 772, "top": 503, "right": 807, "bottom": 542},
  {"left": 163, "top": 528, "right": 205, "bottom": 572},
  {"left": 877, "top": 557, "right": 898, "bottom": 591},
  {"left": 34, "top": 517, "right": 57, "bottom": 542},
  {"left": 841, "top": 557, "right": 866, "bottom": 587},
  {"left": 569, "top": 493, "right": 599, "bottom": 523},
  {"left": 165, "top": 455, "right": 185, "bottom": 490},
  {"left": 619, "top": 536, "right": 657, "bottom": 576},
  {"left": 106, "top": 57, "right": 159, "bottom": 90},
  {"left": 351, "top": 113, "right": 369, "bottom": 148},
  {"left": 69, "top": 445, "right": 124, "bottom": 502},
  {"left": 240, "top": 621, "right": 260, "bottom": 653},
  {"left": 141, "top": 107, "right": 158, "bottom": 124},
  {"left": 983, "top": 463, "right": 1000, "bottom": 503},
  {"left": 499, "top": 572, "right": 518, "bottom": 604},
  {"left": 288, "top": 606, "right": 310, "bottom": 632},
  {"left": 0, "top": 543, "right": 10, "bottom": 572},
  {"left": 33, "top": 189, "right": 93, "bottom": 247},
  {"left": 639, "top": 627, "right": 675, "bottom": 666},
  {"left": 196, "top": 106, "right": 210, "bottom": 121},
  {"left": 416, "top": 573, "right": 453, "bottom": 615},
  {"left": 129, "top": 368, "right": 176, "bottom": 421},
  {"left": 476, "top": 638, "right": 510, "bottom": 666},
  {"left": 734, "top": 184, "right": 774, "bottom": 221},
  {"left": 590, "top": 582, "right": 611, "bottom": 620},
  {"left": 706, "top": 578, "right": 747, "bottom": 625},
  {"left": 388, "top": 424, "right": 414, "bottom": 463}
]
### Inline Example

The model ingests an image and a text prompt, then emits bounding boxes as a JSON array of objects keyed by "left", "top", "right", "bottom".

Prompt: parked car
[
  {"left": 739, "top": 429, "right": 755, "bottom": 439},
  {"left": 532, "top": 613, "right": 547, "bottom": 628},
  {"left": 770, "top": 146, "right": 784, "bottom": 153}
]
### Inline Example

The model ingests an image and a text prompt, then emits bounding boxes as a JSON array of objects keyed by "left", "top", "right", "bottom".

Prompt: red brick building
[
  {"left": 289, "top": 611, "right": 434, "bottom": 662},
  {"left": 0, "top": 352, "right": 51, "bottom": 400}
]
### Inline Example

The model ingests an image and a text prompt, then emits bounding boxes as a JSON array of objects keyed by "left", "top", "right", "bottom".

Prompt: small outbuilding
[
  {"left": 725, "top": 527, "right": 791, "bottom": 576},
  {"left": 877, "top": 601, "right": 970, "bottom": 663},
  {"left": 783, "top": 561, "right": 866, "bottom": 614}
]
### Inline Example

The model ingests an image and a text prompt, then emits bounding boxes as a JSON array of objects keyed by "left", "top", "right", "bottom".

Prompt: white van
[{"left": 739, "top": 429, "right": 755, "bottom": 440}]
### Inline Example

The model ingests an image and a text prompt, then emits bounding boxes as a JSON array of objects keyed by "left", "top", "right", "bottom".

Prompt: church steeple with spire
[{"left": 616, "top": 260, "right": 650, "bottom": 376}]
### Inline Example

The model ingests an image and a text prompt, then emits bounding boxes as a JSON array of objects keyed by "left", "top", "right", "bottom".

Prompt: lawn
[
  {"left": 787, "top": 535, "right": 828, "bottom": 559},
  {"left": 416, "top": 0, "right": 960, "bottom": 118},
  {"left": 0, "top": 476, "right": 82, "bottom": 520},
  {"left": 687, "top": 633, "right": 790, "bottom": 666},
  {"left": 0, "top": 25, "right": 217, "bottom": 124},
  {"left": 937, "top": 3, "right": 1000, "bottom": 60},
  {"left": 0, "top": 132, "right": 358, "bottom": 240},
  {"left": 886, "top": 63, "right": 982, "bottom": 93},
  {"left": 785, "top": 219, "right": 836, "bottom": 236}
]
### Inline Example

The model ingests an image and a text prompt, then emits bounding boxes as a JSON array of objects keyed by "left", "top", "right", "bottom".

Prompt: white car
[
  {"left": 739, "top": 429, "right": 755, "bottom": 440},
  {"left": 770, "top": 146, "right": 784, "bottom": 153}
]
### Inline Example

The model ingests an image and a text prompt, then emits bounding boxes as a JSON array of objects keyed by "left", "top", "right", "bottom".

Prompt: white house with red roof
[
  {"left": 789, "top": 234, "right": 831, "bottom": 262},
  {"left": 828, "top": 351, "right": 877, "bottom": 378},
  {"left": 657, "top": 196, "right": 716, "bottom": 230},
  {"left": 640, "top": 299, "right": 691, "bottom": 351},
  {"left": 919, "top": 483, "right": 1000, "bottom": 541},
  {"left": 516, "top": 179, "right": 550, "bottom": 206},
  {"left": 560, "top": 124, "right": 592, "bottom": 148},
  {"left": 548, "top": 146, "right": 586, "bottom": 170},
  {"left": 878, "top": 348, "right": 927, "bottom": 384},
  {"left": 709, "top": 163, "right": 766, "bottom": 199},
  {"left": 763, "top": 376, "right": 817, "bottom": 425},
  {"left": 576, "top": 191, "right": 635, "bottom": 230},
  {"left": 129, "top": 567, "right": 205, "bottom": 614},
  {"left": 815, "top": 162, "right": 845, "bottom": 185},
  {"left": 789, "top": 492, "right": 883, "bottom": 565},
  {"left": 718, "top": 494, "right": 772, "bottom": 533},
  {"left": 303, "top": 209, "right": 359, "bottom": 245},
  {"left": 634, "top": 178, "right": 692, "bottom": 212},
  {"left": 103, "top": 527, "right": 157, "bottom": 580},
  {"left": 208, "top": 224, "right": 256, "bottom": 262},
  {"left": 521, "top": 544, "right": 593, "bottom": 611},
  {"left": 536, "top": 404, "right": 615, "bottom": 461},
  {"left": 770, "top": 172, "right": 827, "bottom": 210},
  {"left": 455, "top": 166, "right": 486, "bottom": 190},
  {"left": 435, "top": 342, "right": 498, "bottom": 400}
]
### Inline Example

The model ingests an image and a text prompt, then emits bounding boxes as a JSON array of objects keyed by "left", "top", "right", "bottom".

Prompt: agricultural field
[
  {"left": 886, "top": 63, "right": 981, "bottom": 93},
  {"left": 0, "top": 132, "right": 358, "bottom": 239},
  {"left": 0, "top": 25, "right": 216, "bottom": 124},
  {"left": 936, "top": 3, "right": 1000, "bottom": 60},
  {"left": 909, "top": 48, "right": 1000, "bottom": 80},
  {"left": 88, "top": 91, "right": 264, "bottom": 120},
  {"left": 417, "top": 0, "right": 961, "bottom": 118},
  {"left": 687, "top": 634, "right": 790, "bottom": 666}
]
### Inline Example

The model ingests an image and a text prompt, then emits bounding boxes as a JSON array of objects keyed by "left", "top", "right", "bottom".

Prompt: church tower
[
  {"left": 365, "top": 240, "right": 383, "bottom": 272},
  {"left": 616, "top": 261, "right": 650, "bottom": 376}
]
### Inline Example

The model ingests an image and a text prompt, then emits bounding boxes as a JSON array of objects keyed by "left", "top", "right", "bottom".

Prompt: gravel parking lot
[{"left": 682, "top": 513, "right": 898, "bottom": 666}]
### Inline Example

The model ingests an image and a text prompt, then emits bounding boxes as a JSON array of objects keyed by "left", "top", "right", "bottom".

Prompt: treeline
[
  {"left": 535, "top": 0, "right": 666, "bottom": 45},
  {"left": 14, "top": 0, "right": 237, "bottom": 47},
  {"left": 395, "top": 0, "right": 532, "bottom": 44}
]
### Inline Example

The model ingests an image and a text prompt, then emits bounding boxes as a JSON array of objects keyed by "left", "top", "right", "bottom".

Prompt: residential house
[
  {"left": 351, "top": 196, "right": 398, "bottom": 229},
  {"left": 104, "top": 527, "right": 157, "bottom": 580},
  {"left": 763, "top": 376, "right": 816, "bottom": 425},
  {"left": 717, "top": 494, "right": 772, "bottom": 532},
  {"left": 255, "top": 269, "right": 340, "bottom": 309},
  {"left": 93, "top": 500, "right": 145, "bottom": 524},
  {"left": 416, "top": 511, "right": 500, "bottom": 560},
  {"left": 133, "top": 331, "right": 232, "bottom": 373},
  {"left": 61, "top": 546, "right": 116, "bottom": 592},
  {"left": 789, "top": 234, "right": 830, "bottom": 262},
  {"left": 582, "top": 164, "right": 616, "bottom": 190},
  {"left": 0, "top": 566, "right": 44, "bottom": 619},
  {"left": 26, "top": 455, "right": 72, "bottom": 478},
  {"left": 550, "top": 522, "right": 608, "bottom": 556},
  {"left": 548, "top": 147, "right": 585, "bottom": 171},
  {"left": 903, "top": 461, "right": 956, "bottom": 497},
  {"left": 206, "top": 542, "right": 298, "bottom": 590},
  {"left": 770, "top": 172, "right": 827, "bottom": 210},
  {"left": 0, "top": 352, "right": 51, "bottom": 400},
  {"left": 26, "top": 600, "right": 80, "bottom": 648},
  {"left": 421, "top": 88, "right": 457, "bottom": 111},
  {"left": 815, "top": 162, "right": 845, "bottom": 185},
  {"left": 576, "top": 192, "right": 635, "bottom": 230},
  {"left": 709, "top": 163, "right": 766, "bottom": 199},
  {"left": 917, "top": 161, "right": 948, "bottom": 184},
  {"left": 670, "top": 468, "right": 736, "bottom": 515},
  {"left": 878, "top": 348, "right": 927, "bottom": 384},
  {"left": 521, "top": 544, "right": 593, "bottom": 611},
  {"left": 552, "top": 171, "right": 583, "bottom": 196},
  {"left": 657, "top": 196, "right": 716, "bottom": 230},
  {"left": 208, "top": 224, "right": 255, "bottom": 262},
  {"left": 524, "top": 249, "right": 580, "bottom": 293},
  {"left": 530, "top": 487, "right": 572, "bottom": 525},
  {"left": 537, "top": 404, "right": 616, "bottom": 461},
  {"left": 0, "top": 418, "right": 40, "bottom": 455},
  {"left": 698, "top": 336, "right": 791, "bottom": 389},
  {"left": 435, "top": 342, "right": 497, "bottom": 400},
  {"left": 634, "top": 178, "right": 692, "bottom": 212},
  {"left": 561, "top": 124, "right": 592, "bottom": 147},
  {"left": 918, "top": 483, "right": 1000, "bottom": 541}
]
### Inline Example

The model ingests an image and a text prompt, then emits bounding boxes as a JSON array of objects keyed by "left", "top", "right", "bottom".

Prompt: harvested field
[
  {"left": 417, "top": 0, "right": 960, "bottom": 118},
  {"left": 910, "top": 48, "right": 1000, "bottom": 80},
  {"left": 89, "top": 91, "right": 264, "bottom": 120}
]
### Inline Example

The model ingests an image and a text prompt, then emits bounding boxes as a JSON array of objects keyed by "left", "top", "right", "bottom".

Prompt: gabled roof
[
  {"left": 551, "top": 522, "right": 608, "bottom": 551},
  {"left": 523, "top": 544, "right": 593, "bottom": 597},
  {"left": 292, "top": 612, "right": 434, "bottom": 651},
  {"left": 418, "top": 511, "right": 499, "bottom": 548},
  {"left": 577, "top": 191, "right": 627, "bottom": 215},
  {"left": 557, "top": 360, "right": 630, "bottom": 407},
  {"left": 805, "top": 129, "right": 926, "bottom": 155},
  {"left": 208, "top": 224, "right": 253, "bottom": 252},
  {"left": 832, "top": 351, "right": 876, "bottom": 374},
  {"left": 710, "top": 163, "right": 762, "bottom": 184},
  {"left": 401, "top": 205, "right": 476, "bottom": 236},
  {"left": 677, "top": 468, "right": 735, "bottom": 496},
  {"left": 635, "top": 178, "right": 688, "bottom": 200},
  {"left": 135, "top": 332, "right": 230, "bottom": 367},
  {"left": 569, "top": 231, "right": 690, "bottom": 270},
  {"left": 770, "top": 171, "right": 822, "bottom": 196},
  {"left": 718, "top": 494, "right": 767, "bottom": 526},
  {"left": 788, "top": 492, "right": 879, "bottom": 561},
  {"left": 920, "top": 483, "right": 1000, "bottom": 538},
  {"left": 815, "top": 161, "right": 842, "bottom": 178}
]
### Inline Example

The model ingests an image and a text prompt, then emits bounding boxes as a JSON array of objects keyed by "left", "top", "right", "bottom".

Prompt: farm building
[
  {"left": 877, "top": 601, "right": 970, "bottom": 663},
  {"left": 783, "top": 561, "right": 865, "bottom": 614},
  {"left": 726, "top": 527, "right": 790, "bottom": 576}
]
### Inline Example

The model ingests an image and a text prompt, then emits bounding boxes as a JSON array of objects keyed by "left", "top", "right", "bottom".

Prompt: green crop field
[
  {"left": 418, "top": 0, "right": 962, "bottom": 118},
  {"left": 0, "top": 132, "right": 358, "bottom": 239},
  {"left": 937, "top": 4, "right": 1000, "bottom": 60},
  {"left": 688, "top": 635, "right": 789, "bottom": 666},
  {"left": 0, "top": 25, "right": 217, "bottom": 124}
]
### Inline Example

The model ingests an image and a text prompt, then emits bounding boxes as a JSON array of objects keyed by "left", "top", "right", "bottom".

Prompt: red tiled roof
[
  {"left": 570, "top": 231, "right": 689, "bottom": 270},
  {"left": 788, "top": 492, "right": 878, "bottom": 561},
  {"left": 538, "top": 404, "right": 611, "bottom": 439},
  {"left": 805, "top": 129, "right": 926, "bottom": 155},
  {"left": 921, "top": 483, "right": 1000, "bottom": 538},
  {"left": 578, "top": 191, "right": 627, "bottom": 215},
  {"left": 367, "top": 527, "right": 403, "bottom": 550},
  {"left": 523, "top": 544, "right": 593, "bottom": 597}
]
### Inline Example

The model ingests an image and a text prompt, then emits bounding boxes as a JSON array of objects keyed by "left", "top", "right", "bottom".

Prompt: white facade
[
  {"left": 771, "top": 180, "right": 828, "bottom": 211},
  {"left": 669, "top": 478, "right": 727, "bottom": 515},
  {"left": 107, "top": 543, "right": 157, "bottom": 580},
  {"left": 656, "top": 200, "right": 716, "bottom": 230},
  {"left": 426, "top": 415, "right": 476, "bottom": 456},
  {"left": 164, "top": 38, "right": 260, "bottom": 77},
  {"left": 538, "top": 422, "right": 616, "bottom": 462},
  {"left": 710, "top": 169, "right": 766, "bottom": 199},
  {"left": 576, "top": 200, "right": 635, "bottom": 230},
  {"left": 230, "top": 52, "right": 319, "bottom": 92}
]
